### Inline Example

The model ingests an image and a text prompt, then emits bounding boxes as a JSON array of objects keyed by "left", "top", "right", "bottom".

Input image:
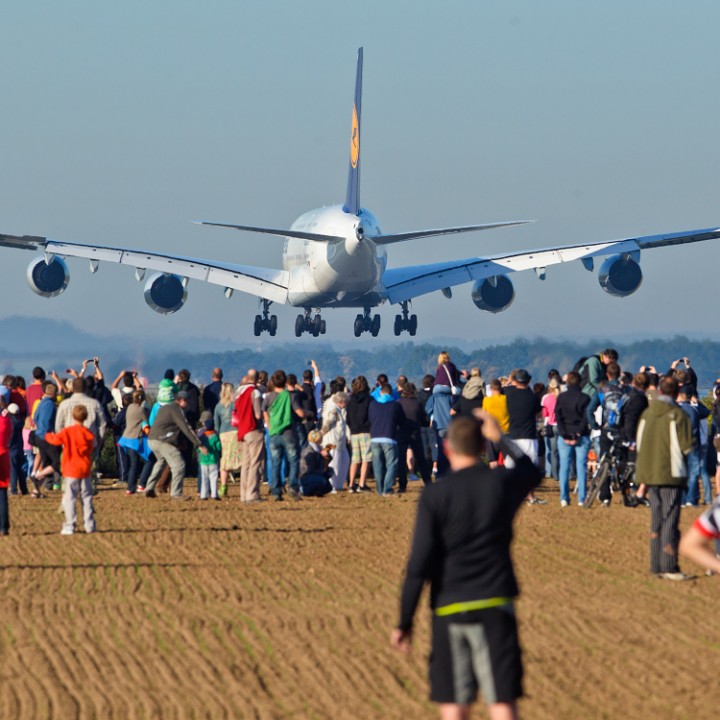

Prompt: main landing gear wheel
[
  {"left": 295, "top": 308, "right": 326, "bottom": 337},
  {"left": 393, "top": 302, "right": 418, "bottom": 336},
  {"left": 254, "top": 299, "right": 278, "bottom": 336},
  {"left": 313, "top": 314, "right": 322, "bottom": 337},
  {"left": 353, "top": 308, "right": 381, "bottom": 337}
]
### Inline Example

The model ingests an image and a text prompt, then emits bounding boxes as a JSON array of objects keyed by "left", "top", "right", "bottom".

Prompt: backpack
[
  {"left": 268, "top": 389, "right": 293, "bottom": 436},
  {"left": 601, "top": 383, "right": 626, "bottom": 428},
  {"left": 573, "top": 356, "right": 591, "bottom": 390}
]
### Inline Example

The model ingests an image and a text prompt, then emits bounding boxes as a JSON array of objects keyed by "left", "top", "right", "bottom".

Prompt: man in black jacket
[
  {"left": 392, "top": 411, "right": 540, "bottom": 719},
  {"left": 555, "top": 371, "right": 591, "bottom": 507}
]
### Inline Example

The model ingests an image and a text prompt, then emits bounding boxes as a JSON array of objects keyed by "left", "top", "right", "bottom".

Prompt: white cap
[{"left": 6, "top": 403, "right": 20, "bottom": 415}]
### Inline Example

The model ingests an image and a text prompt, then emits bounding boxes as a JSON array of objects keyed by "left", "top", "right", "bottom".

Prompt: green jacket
[
  {"left": 197, "top": 431, "right": 222, "bottom": 465},
  {"left": 635, "top": 396, "right": 692, "bottom": 487}
]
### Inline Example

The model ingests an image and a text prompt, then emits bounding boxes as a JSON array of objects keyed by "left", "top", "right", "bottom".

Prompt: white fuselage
[{"left": 283, "top": 205, "right": 387, "bottom": 308}]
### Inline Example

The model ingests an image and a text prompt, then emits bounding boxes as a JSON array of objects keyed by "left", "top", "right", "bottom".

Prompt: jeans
[
  {"left": 545, "top": 431, "right": 559, "bottom": 479},
  {"left": 269, "top": 432, "right": 299, "bottom": 497},
  {"left": 683, "top": 446, "right": 711, "bottom": 505},
  {"left": 371, "top": 442, "right": 398, "bottom": 495},
  {"left": 10, "top": 449, "right": 28, "bottom": 495},
  {"left": 558, "top": 435, "right": 590, "bottom": 504}
]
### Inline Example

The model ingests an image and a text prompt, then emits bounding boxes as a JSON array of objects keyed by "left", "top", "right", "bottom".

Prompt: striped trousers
[{"left": 648, "top": 486, "right": 682, "bottom": 574}]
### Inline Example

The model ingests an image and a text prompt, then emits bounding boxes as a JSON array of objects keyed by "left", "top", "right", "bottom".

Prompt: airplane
[{"left": 1, "top": 48, "right": 719, "bottom": 338}]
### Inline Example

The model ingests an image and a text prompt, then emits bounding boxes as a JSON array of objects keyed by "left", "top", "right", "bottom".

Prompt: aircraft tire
[
  {"left": 371, "top": 314, "right": 381, "bottom": 337},
  {"left": 295, "top": 314, "right": 304, "bottom": 337},
  {"left": 269, "top": 315, "right": 278, "bottom": 336},
  {"left": 320, "top": 320, "right": 327, "bottom": 334},
  {"left": 394, "top": 315, "right": 402, "bottom": 336},
  {"left": 254, "top": 315, "right": 262, "bottom": 336},
  {"left": 313, "top": 314, "right": 322, "bottom": 335},
  {"left": 409, "top": 314, "right": 418, "bottom": 336},
  {"left": 353, "top": 314, "right": 363, "bottom": 337}
]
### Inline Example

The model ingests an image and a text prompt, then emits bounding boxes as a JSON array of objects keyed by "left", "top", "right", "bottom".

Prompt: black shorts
[
  {"left": 36, "top": 438, "right": 61, "bottom": 473},
  {"left": 429, "top": 605, "right": 523, "bottom": 705}
]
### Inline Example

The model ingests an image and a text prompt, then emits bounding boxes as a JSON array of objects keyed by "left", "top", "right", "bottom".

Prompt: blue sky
[{"left": 2, "top": 1, "right": 719, "bottom": 345}]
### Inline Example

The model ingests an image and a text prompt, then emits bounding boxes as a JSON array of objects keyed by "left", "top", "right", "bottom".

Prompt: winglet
[{"left": 342, "top": 47, "right": 363, "bottom": 216}]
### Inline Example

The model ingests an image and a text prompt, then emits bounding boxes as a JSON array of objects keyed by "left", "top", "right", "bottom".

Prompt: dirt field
[{"left": 0, "top": 478, "right": 717, "bottom": 720}]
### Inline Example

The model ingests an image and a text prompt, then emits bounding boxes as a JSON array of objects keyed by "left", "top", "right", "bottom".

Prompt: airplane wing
[
  {"left": 379, "top": 226, "right": 720, "bottom": 303},
  {"left": 0, "top": 233, "right": 290, "bottom": 304},
  {"left": 370, "top": 220, "right": 532, "bottom": 246}
]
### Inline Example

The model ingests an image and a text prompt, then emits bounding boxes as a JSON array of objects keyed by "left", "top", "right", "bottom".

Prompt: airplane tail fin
[{"left": 342, "top": 47, "right": 363, "bottom": 216}]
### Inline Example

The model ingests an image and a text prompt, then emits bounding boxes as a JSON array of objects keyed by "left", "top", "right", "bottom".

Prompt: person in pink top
[{"left": 541, "top": 378, "right": 560, "bottom": 479}]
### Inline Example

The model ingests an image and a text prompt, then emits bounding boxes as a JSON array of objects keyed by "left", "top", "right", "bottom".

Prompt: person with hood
[
  {"left": 635, "top": 376, "right": 693, "bottom": 580},
  {"left": 457, "top": 367, "right": 485, "bottom": 417},
  {"left": 347, "top": 376, "right": 372, "bottom": 493},
  {"left": 369, "top": 384, "right": 405, "bottom": 495}
]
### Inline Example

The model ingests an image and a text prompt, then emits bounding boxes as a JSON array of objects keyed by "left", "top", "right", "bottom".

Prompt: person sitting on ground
[{"left": 299, "top": 429, "right": 332, "bottom": 497}]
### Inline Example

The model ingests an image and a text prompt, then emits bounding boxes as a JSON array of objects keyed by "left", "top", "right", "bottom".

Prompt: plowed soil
[{"left": 0, "top": 478, "right": 717, "bottom": 720}]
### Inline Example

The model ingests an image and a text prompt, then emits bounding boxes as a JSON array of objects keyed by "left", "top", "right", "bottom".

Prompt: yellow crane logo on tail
[{"left": 350, "top": 105, "right": 359, "bottom": 169}]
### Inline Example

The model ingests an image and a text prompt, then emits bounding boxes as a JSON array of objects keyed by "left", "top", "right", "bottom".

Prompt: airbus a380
[{"left": 2, "top": 48, "right": 719, "bottom": 338}]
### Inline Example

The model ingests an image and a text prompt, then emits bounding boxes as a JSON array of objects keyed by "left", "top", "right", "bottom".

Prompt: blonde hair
[
  {"left": 437, "top": 351, "right": 450, "bottom": 365},
  {"left": 220, "top": 382, "right": 236, "bottom": 407}
]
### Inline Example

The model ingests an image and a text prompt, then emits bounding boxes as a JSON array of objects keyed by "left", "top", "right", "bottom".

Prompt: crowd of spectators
[{"left": 1, "top": 349, "right": 719, "bottom": 541}]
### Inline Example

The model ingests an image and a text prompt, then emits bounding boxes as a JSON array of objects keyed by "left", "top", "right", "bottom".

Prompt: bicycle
[{"left": 584, "top": 432, "right": 639, "bottom": 508}]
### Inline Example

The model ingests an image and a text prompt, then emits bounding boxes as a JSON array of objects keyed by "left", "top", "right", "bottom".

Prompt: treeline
[{"left": 107, "top": 336, "right": 720, "bottom": 392}]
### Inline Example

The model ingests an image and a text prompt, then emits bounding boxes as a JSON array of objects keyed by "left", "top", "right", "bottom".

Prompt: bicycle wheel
[{"left": 585, "top": 457, "right": 611, "bottom": 508}]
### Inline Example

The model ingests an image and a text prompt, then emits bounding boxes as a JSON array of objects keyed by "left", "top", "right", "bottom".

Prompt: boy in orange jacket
[{"left": 45, "top": 404, "right": 96, "bottom": 535}]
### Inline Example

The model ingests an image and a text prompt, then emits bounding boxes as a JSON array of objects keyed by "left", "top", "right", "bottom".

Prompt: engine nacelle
[
  {"left": 598, "top": 254, "right": 643, "bottom": 297},
  {"left": 27, "top": 256, "right": 70, "bottom": 298},
  {"left": 143, "top": 273, "right": 187, "bottom": 314},
  {"left": 471, "top": 276, "right": 515, "bottom": 313}
]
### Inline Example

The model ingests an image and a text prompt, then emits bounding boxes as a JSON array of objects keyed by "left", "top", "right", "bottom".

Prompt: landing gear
[
  {"left": 295, "top": 308, "right": 327, "bottom": 337},
  {"left": 393, "top": 302, "right": 417, "bottom": 336},
  {"left": 353, "top": 308, "right": 381, "bottom": 337},
  {"left": 254, "top": 299, "right": 278, "bottom": 336}
]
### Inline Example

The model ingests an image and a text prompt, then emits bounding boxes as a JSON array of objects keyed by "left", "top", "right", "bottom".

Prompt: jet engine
[
  {"left": 471, "top": 276, "right": 515, "bottom": 313},
  {"left": 598, "top": 254, "right": 643, "bottom": 297},
  {"left": 143, "top": 273, "right": 187, "bottom": 314},
  {"left": 27, "top": 256, "right": 70, "bottom": 298}
]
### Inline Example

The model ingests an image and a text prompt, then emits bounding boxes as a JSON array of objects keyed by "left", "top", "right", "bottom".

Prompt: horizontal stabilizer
[
  {"left": 371, "top": 220, "right": 532, "bottom": 246},
  {"left": 193, "top": 221, "right": 344, "bottom": 243}
]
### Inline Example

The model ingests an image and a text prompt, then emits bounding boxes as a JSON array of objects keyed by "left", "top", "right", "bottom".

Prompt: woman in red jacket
[{"left": 0, "top": 397, "right": 13, "bottom": 535}]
